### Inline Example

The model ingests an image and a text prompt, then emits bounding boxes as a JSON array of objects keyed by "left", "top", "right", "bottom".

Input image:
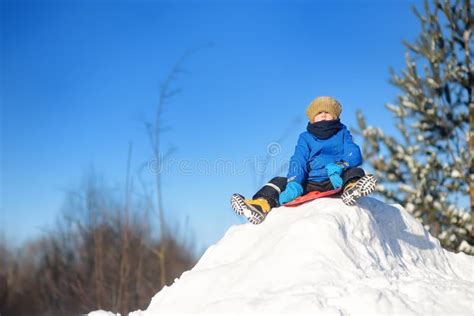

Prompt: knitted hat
[{"left": 306, "top": 96, "right": 342, "bottom": 122}]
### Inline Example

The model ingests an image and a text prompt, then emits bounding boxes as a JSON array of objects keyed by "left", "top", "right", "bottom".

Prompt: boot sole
[
  {"left": 341, "top": 174, "right": 377, "bottom": 206},
  {"left": 230, "top": 194, "right": 266, "bottom": 225}
]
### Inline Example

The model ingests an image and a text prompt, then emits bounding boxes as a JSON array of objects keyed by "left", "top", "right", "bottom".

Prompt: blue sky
[{"left": 2, "top": 0, "right": 423, "bottom": 252}]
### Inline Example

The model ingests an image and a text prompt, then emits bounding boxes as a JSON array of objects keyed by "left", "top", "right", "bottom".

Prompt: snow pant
[{"left": 252, "top": 167, "right": 365, "bottom": 208}]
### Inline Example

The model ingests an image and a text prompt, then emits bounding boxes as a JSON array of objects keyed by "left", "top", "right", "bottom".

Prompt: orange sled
[{"left": 283, "top": 188, "right": 342, "bottom": 207}]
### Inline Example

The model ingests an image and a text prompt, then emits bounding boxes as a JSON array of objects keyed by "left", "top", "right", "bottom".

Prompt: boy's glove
[
  {"left": 325, "top": 162, "right": 344, "bottom": 189},
  {"left": 279, "top": 182, "right": 304, "bottom": 205}
]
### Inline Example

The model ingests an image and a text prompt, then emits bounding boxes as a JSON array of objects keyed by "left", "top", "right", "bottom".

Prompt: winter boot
[
  {"left": 230, "top": 194, "right": 271, "bottom": 224},
  {"left": 341, "top": 174, "right": 377, "bottom": 206}
]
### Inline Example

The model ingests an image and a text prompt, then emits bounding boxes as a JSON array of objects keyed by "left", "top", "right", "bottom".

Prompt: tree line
[{"left": 0, "top": 171, "right": 196, "bottom": 316}]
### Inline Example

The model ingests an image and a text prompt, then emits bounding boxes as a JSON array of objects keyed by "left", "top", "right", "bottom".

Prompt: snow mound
[{"left": 99, "top": 197, "right": 474, "bottom": 315}]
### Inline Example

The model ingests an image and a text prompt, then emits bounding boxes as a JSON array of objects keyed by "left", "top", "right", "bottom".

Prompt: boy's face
[{"left": 313, "top": 111, "right": 335, "bottom": 123}]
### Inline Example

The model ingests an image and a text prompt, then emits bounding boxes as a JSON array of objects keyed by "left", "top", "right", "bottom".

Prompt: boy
[{"left": 231, "top": 96, "right": 376, "bottom": 224}]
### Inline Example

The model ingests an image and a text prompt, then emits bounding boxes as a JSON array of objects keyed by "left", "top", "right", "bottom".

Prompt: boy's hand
[
  {"left": 325, "top": 163, "right": 344, "bottom": 189},
  {"left": 279, "top": 182, "right": 303, "bottom": 205}
]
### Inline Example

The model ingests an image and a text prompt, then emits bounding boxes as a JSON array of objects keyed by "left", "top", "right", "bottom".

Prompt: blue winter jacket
[{"left": 287, "top": 125, "right": 362, "bottom": 184}]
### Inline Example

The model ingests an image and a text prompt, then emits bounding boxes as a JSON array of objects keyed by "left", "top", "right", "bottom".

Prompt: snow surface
[{"left": 91, "top": 197, "right": 474, "bottom": 315}]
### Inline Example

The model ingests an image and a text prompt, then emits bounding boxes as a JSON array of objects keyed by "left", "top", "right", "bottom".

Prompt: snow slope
[{"left": 93, "top": 197, "right": 474, "bottom": 315}]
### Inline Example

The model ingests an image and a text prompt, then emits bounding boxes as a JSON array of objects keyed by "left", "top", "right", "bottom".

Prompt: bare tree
[{"left": 142, "top": 45, "right": 211, "bottom": 288}]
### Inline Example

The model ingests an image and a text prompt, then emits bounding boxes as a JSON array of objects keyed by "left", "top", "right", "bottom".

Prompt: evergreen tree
[{"left": 356, "top": 0, "right": 473, "bottom": 254}]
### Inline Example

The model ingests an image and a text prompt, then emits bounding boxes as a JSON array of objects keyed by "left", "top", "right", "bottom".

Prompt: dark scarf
[{"left": 307, "top": 119, "right": 343, "bottom": 139}]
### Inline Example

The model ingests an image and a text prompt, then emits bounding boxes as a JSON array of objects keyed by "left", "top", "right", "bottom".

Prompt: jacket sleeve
[
  {"left": 341, "top": 128, "right": 363, "bottom": 168},
  {"left": 287, "top": 133, "right": 310, "bottom": 184}
]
